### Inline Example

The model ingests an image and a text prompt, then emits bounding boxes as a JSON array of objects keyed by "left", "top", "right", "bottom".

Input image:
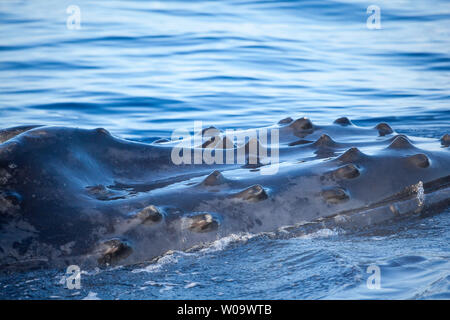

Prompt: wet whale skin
[{"left": 0, "top": 117, "right": 449, "bottom": 270}]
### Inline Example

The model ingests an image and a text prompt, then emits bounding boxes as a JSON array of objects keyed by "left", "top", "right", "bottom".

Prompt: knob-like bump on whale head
[
  {"left": 441, "top": 134, "right": 450, "bottom": 147},
  {"left": 387, "top": 135, "right": 414, "bottom": 149},
  {"left": 136, "top": 205, "right": 163, "bottom": 225},
  {"left": 334, "top": 117, "right": 352, "bottom": 126},
  {"left": 86, "top": 185, "right": 124, "bottom": 201},
  {"left": 94, "top": 128, "right": 111, "bottom": 136},
  {"left": 0, "top": 191, "right": 22, "bottom": 215},
  {"left": 321, "top": 187, "right": 350, "bottom": 204},
  {"left": 87, "top": 184, "right": 108, "bottom": 194},
  {"left": 278, "top": 117, "right": 293, "bottom": 124},
  {"left": 202, "top": 170, "right": 225, "bottom": 186},
  {"left": 86, "top": 184, "right": 116, "bottom": 200},
  {"left": 201, "top": 126, "right": 220, "bottom": 137},
  {"left": 375, "top": 123, "right": 393, "bottom": 136},
  {"left": 187, "top": 213, "right": 219, "bottom": 233},
  {"left": 313, "top": 134, "right": 337, "bottom": 147},
  {"left": 337, "top": 147, "right": 364, "bottom": 162},
  {"left": 97, "top": 239, "right": 133, "bottom": 266},
  {"left": 233, "top": 185, "right": 268, "bottom": 202},
  {"left": 201, "top": 136, "right": 219, "bottom": 148},
  {"left": 289, "top": 117, "right": 314, "bottom": 132},
  {"left": 202, "top": 136, "right": 233, "bottom": 149},
  {"left": 333, "top": 164, "right": 360, "bottom": 179},
  {"left": 407, "top": 154, "right": 430, "bottom": 168}
]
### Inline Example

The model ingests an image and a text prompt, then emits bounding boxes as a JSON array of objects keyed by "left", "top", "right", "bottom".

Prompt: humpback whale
[{"left": 0, "top": 117, "right": 449, "bottom": 270}]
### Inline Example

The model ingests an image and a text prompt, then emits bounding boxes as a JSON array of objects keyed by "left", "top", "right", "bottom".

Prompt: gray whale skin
[{"left": 0, "top": 117, "right": 449, "bottom": 270}]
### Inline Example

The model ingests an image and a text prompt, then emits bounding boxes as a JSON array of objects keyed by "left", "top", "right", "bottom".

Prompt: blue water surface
[{"left": 0, "top": 0, "right": 449, "bottom": 299}]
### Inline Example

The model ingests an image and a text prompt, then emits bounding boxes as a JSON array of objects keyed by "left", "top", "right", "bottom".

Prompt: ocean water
[{"left": 0, "top": 0, "right": 449, "bottom": 299}]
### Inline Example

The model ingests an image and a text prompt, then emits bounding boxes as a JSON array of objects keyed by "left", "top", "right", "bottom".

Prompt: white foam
[
  {"left": 131, "top": 233, "right": 256, "bottom": 273},
  {"left": 184, "top": 282, "right": 199, "bottom": 289},
  {"left": 200, "top": 232, "right": 256, "bottom": 253},
  {"left": 82, "top": 291, "right": 100, "bottom": 300},
  {"left": 415, "top": 181, "right": 425, "bottom": 207},
  {"left": 298, "top": 228, "right": 340, "bottom": 239},
  {"left": 132, "top": 251, "right": 186, "bottom": 273},
  {"left": 371, "top": 236, "right": 387, "bottom": 241}
]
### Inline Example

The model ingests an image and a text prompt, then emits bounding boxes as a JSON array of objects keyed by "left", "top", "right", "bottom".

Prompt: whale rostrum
[{"left": 0, "top": 117, "right": 449, "bottom": 270}]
